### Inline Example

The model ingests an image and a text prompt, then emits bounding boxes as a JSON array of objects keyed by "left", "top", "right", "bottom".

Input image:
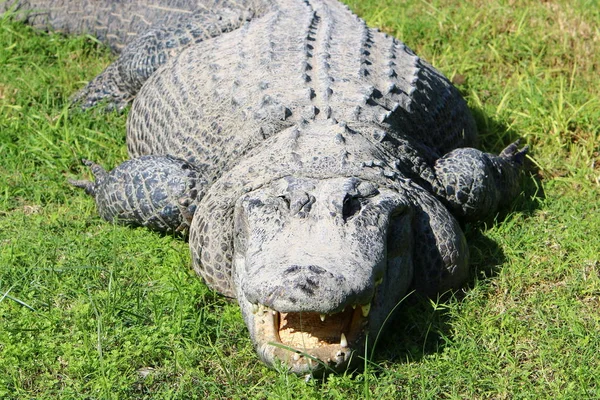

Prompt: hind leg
[
  {"left": 70, "top": 156, "right": 208, "bottom": 234},
  {"left": 72, "top": 4, "right": 259, "bottom": 110}
]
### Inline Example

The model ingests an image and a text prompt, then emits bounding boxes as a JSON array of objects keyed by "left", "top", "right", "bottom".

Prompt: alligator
[{"left": 3, "top": 0, "right": 528, "bottom": 375}]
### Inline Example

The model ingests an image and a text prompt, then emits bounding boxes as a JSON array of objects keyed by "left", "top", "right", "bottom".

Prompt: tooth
[
  {"left": 361, "top": 303, "right": 371, "bottom": 317},
  {"left": 340, "top": 333, "right": 348, "bottom": 348},
  {"left": 320, "top": 314, "right": 326, "bottom": 322},
  {"left": 272, "top": 310, "right": 277, "bottom": 316},
  {"left": 251, "top": 304, "right": 259, "bottom": 314},
  {"left": 293, "top": 353, "right": 301, "bottom": 361}
]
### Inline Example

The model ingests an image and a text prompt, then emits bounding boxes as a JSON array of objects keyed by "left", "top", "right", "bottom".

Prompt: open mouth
[{"left": 251, "top": 302, "right": 372, "bottom": 372}]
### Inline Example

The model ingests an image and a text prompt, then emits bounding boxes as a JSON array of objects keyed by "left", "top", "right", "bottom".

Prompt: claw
[
  {"left": 81, "top": 159, "right": 108, "bottom": 180},
  {"left": 69, "top": 159, "right": 108, "bottom": 196},
  {"left": 500, "top": 140, "right": 528, "bottom": 165},
  {"left": 68, "top": 178, "right": 96, "bottom": 196}
]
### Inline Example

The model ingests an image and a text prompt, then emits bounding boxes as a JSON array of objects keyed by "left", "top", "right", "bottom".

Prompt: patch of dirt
[
  {"left": 22, "top": 205, "right": 42, "bottom": 215},
  {"left": 543, "top": 2, "right": 596, "bottom": 40},
  {"left": 0, "top": 83, "right": 19, "bottom": 102}
]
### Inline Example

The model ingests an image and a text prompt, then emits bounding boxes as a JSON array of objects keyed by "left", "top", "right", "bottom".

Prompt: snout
[{"left": 242, "top": 262, "right": 378, "bottom": 314}]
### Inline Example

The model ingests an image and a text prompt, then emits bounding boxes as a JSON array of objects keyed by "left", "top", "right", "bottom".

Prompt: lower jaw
[
  {"left": 251, "top": 306, "right": 368, "bottom": 375},
  {"left": 258, "top": 339, "right": 361, "bottom": 375}
]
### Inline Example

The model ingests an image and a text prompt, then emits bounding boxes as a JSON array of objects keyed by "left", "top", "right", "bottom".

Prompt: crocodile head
[{"left": 232, "top": 175, "right": 415, "bottom": 375}]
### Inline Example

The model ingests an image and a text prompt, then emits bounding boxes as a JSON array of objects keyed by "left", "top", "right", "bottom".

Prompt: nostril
[
  {"left": 305, "top": 277, "right": 319, "bottom": 287},
  {"left": 285, "top": 266, "right": 324, "bottom": 294},
  {"left": 284, "top": 265, "right": 327, "bottom": 276},
  {"left": 296, "top": 282, "right": 316, "bottom": 295},
  {"left": 308, "top": 265, "right": 326, "bottom": 274},
  {"left": 284, "top": 265, "right": 302, "bottom": 275}
]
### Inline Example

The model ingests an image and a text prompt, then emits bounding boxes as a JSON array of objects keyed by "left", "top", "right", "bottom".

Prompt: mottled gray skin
[
  {"left": 69, "top": 156, "right": 206, "bottom": 233},
  {"left": 4, "top": 0, "right": 527, "bottom": 374}
]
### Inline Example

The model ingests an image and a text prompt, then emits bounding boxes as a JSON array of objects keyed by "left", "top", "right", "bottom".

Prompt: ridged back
[{"left": 127, "top": 0, "right": 476, "bottom": 184}]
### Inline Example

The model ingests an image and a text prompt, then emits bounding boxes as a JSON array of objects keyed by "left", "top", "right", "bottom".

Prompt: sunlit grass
[{"left": 1, "top": 1, "right": 598, "bottom": 398}]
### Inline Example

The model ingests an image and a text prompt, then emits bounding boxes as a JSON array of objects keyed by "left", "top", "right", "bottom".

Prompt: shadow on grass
[{"left": 365, "top": 108, "right": 545, "bottom": 370}]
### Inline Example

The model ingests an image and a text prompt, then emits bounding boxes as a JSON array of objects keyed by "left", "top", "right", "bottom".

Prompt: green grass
[{"left": 1, "top": 0, "right": 599, "bottom": 398}]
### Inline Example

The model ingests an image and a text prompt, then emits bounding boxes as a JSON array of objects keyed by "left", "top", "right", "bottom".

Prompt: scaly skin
[{"left": 3, "top": 0, "right": 528, "bottom": 375}]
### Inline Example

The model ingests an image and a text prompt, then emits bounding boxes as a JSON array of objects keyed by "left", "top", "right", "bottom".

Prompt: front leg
[
  {"left": 432, "top": 141, "right": 529, "bottom": 221},
  {"left": 70, "top": 156, "right": 208, "bottom": 234},
  {"left": 409, "top": 192, "right": 470, "bottom": 296}
]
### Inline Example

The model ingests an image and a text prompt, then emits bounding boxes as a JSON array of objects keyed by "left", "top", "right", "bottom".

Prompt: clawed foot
[
  {"left": 70, "top": 63, "right": 132, "bottom": 111},
  {"left": 68, "top": 159, "right": 108, "bottom": 196},
  {"left": 69, "top": 156, "right": 206, "bottom": 233},
  {"left": 500, "top": 140, "right": 529, "bottom": 165}
]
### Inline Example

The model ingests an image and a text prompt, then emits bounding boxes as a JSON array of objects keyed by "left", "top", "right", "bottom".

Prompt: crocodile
[{"left": 3, "top": 0, "right": 528, "bottom": 375}]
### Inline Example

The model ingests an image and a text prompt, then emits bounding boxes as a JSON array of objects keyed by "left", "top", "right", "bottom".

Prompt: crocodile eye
[
  {"left": 277, "top": 195, "right": 290, "bottom": 209},
  {"left": 342, "top": 194, "right": 362, "bottom": 221}
]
